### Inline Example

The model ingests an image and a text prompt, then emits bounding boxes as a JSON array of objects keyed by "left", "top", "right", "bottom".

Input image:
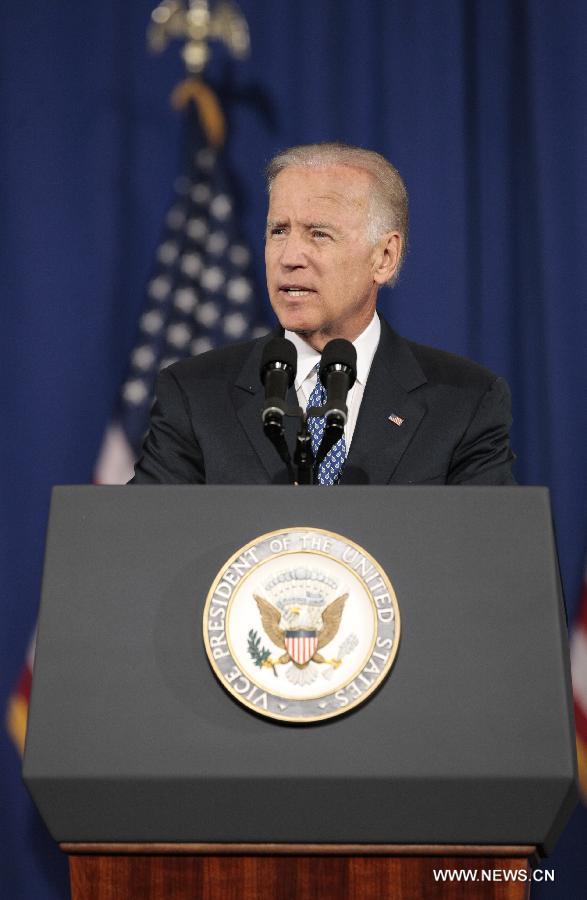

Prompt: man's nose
[{"left": 279, "top": 233, "right": 308, "bottom": 268}]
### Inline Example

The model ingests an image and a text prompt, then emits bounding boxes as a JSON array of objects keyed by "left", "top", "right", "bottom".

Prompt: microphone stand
[
  {"left": 265, "top": 401, "right": 347, "bottom": 485},
  {"left": 263, "top": 400, "right": 304, "bottom": 485},
  {"left": 263, "top": 417, "right": 296, "bottom": 484},
  {"left": 293, "top": 412, "right": 314, "bottom": 484}
]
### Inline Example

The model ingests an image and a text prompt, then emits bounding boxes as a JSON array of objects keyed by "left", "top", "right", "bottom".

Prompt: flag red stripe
[
  {"left": 575, "top": 697, "right": 587, "bottom": 744},
  {"left": 16, "top": 663, "right": 32, "bottom": 702}
]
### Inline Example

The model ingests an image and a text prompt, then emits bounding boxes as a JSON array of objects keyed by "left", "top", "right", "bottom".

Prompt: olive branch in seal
[{"left": 247, "top": 629, "right": 277, "bottom": 676}]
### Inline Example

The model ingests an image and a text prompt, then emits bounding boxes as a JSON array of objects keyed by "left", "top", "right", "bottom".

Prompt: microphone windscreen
[
  {"left": 260, "top": 337, "right": 297, "bottom": 386},
  {"left": 319, "top": 338, "right": 357, "bottom": 383}
]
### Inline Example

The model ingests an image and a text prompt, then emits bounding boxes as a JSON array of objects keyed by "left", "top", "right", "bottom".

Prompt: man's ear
[{"left": 372, "top": 232, "right": 402, "bottom": 285}]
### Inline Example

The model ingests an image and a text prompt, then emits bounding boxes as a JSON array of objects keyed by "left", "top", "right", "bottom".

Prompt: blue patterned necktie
[{"left": 307, "top": 365, "right": 347, "bottom": 485}]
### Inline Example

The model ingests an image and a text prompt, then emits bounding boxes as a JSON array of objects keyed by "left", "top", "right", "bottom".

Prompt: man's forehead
[{"left": 268, "top": 165, "right": 372, "bottom": 212}]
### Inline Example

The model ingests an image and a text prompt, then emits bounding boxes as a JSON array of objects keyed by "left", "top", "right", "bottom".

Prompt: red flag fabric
[{"left": 571, "top": 568, "right": 587, "bottom": 799}]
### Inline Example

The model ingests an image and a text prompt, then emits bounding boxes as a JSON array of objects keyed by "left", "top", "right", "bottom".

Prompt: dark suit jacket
[{"left": 131, "top": 318, "right": 516, "bottom": 485}]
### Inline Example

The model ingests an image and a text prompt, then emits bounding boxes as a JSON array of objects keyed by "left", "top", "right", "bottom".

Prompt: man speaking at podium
[{"left": 131, "top": 143, "right": 515, "bottom": 486}]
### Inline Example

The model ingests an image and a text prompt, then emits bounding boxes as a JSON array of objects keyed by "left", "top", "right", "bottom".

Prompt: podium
[{"left": 23, "top": 486, "right": 577, "bottom": 899}]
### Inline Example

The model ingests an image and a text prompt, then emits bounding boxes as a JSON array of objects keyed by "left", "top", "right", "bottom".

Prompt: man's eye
[
  {"left": 312, "top": 230, "right": 330, "bottom": 240},
  {"left": 270, "top": 227, "right": 286, "bottom": 236}
]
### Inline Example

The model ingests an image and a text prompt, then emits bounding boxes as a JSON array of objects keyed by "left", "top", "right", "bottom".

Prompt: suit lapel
[{"left": 342, "top": 320, "right": 428, "bottom": 485}]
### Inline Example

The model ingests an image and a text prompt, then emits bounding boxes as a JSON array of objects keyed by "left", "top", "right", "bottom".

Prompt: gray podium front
[{"left": 23, "top": 486, "right": 578, "bottom": 900}]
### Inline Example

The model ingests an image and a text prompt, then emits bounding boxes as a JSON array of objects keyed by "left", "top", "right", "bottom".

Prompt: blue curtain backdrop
[{"left": 1, "top": 1, "right": 586, "bottom": 897}]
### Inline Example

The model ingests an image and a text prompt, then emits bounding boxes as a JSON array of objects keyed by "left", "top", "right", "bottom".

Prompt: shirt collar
[{"left": 285, "top": 313, "right": 381, "bottom": 390}]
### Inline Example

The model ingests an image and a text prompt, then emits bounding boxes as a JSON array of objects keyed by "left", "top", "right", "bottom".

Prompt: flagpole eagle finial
[{"left": 148, "top": 0, "right": 250, "bottom": 76}]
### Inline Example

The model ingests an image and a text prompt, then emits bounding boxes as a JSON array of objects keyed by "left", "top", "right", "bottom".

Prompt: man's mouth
[{"left": 279, "top": 286, "right": 314, "bottom": 297}]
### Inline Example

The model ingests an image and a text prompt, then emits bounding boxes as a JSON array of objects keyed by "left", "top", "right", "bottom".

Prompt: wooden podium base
[{"left": 62, "top": 843, "right": 536, "bottom": 899}]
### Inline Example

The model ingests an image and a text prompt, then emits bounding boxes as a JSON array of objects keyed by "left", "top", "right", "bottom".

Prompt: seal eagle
[{"left": 253, "top": 592, "right": 348, "bottom": 669}]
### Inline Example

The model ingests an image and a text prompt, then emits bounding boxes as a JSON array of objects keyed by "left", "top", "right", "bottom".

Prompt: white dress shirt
[{"left": 284, "top": 313, "right": 381, "bottom": 451}]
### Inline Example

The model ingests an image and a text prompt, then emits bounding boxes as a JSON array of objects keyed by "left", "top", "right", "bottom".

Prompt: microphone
[
  {"left": 260, "top": 339, "right": 297, "bottom": 481},
  {"left": 319, "top": 338, "right": 357, "bottom": 430},
  {"left": 260, "top": 337, "right": 297, "bottom": 435},
  {"left": 314, "top": 339, "right": 357, "bottom": 469}
]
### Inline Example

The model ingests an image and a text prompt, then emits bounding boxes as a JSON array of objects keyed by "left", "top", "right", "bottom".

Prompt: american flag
[
  {"left": 7, "top": 102, "right": 266, "bottom": 752},
  {"left": 96, "top": 104, "right": 265, "bottom": 482}
]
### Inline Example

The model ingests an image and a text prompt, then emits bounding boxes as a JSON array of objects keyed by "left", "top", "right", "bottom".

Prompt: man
[{"left": 131, "top": 142, "right": 515, "bottom": 485}]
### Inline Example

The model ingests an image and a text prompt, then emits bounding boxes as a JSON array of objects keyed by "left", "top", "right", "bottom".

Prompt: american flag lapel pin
[{"left": 388, "top": 413, "right": 405, "bottom": 427}]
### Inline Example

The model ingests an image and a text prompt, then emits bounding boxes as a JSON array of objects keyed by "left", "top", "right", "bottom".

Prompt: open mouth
[{"left": 279, "top": 287, "right": 315, "bottom": 298}]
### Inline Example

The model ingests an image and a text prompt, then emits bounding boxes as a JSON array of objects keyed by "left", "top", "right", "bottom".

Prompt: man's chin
[
  {"left": 285, "top": 325, "right": 322, "bottom": 345},
  {"left": 282, "top": 323, "right": 329, "bottom": 351},
  {"left": 276, "top": 314, "right": 320, "bottom": 336},
  {"left": 271, "top": 305, "right": 326, "bottom": 344}
]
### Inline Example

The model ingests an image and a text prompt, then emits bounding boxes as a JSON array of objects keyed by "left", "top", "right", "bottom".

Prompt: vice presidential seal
[{"left": 203, "top": 528, "right": 400, "bottom": 723}]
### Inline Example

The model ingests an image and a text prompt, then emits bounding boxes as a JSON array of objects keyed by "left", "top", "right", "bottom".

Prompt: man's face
[{"left": 265, "top": 165, "right": 385, "bottom": 350}]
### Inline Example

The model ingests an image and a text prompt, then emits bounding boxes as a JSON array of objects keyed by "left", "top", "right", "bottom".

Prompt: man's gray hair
[{"left": 265, "top": 142, "right": 409, "bottom": 281}]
